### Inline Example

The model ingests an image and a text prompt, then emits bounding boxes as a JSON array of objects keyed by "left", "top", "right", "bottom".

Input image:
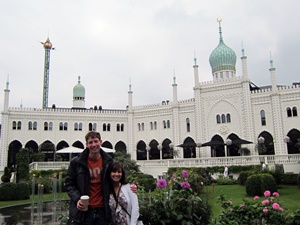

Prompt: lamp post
[
  {"left": 157, "top": 144, "right": 163, "bottom": 160},
  {"left": 225, "top": 139, "right": 232, "bottom": 157},
  {"left": 146, "top": 146, "right": 151, "bottom": 160}
]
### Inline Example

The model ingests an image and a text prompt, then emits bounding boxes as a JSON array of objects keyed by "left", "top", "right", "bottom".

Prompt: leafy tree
[
  {"left": 16, "top": 148, "right": 30, "bottom": 182},
  {"left": 113, "top": 151, "right": 141, "bottom": 176}
]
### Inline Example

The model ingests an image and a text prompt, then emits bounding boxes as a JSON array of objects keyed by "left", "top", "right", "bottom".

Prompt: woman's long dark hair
[{"left": 107, "top": 162, "right": 128, "bottom": 194}]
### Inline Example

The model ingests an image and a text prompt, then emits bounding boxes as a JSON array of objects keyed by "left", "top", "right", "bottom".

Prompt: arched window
[
  {"left": 292, "top": 106, "right": 298, "bottom": 117},
  {"left": 260, "top": 110, "right": 266, "bottom": 126},
  {"left": 141, "top": 123, "right": 144, "bottom": 131},
  {"left": 59, "top": 122, "right": 64, "bottom": 130},
  {"left": 216, "top": 115, "right": 221, "bottom": 124},
  {"left": 287, "top": 107, "right": 292, "bottom": 117},
  {"left": 138, "top": 123, "right": 141, "bottom": 131},
  {"left": 33, "top": 121, "right": 37, "bottom": 130},
  {"left": 17, "top": 121, "right": 21, "bottom": 130},
  {"left": 186, "top": 118, "right": 190, "bottom": 132},
  {"left": 89, "top": 123, "right": 93, "bottom": 131},
  {"left": 64, "top": 122, "right": 68, "bottom": 130},
  {"left": 107, "top": 123, "right": 111, "bottom": 131},
  {"left": 150, "top": 122, "right": 153, "bottom": 130},
  {"left": 154, "top": 121, "right": 157, "bottom": 130},
  {"left": 93, "top": 123, "right": 97, "bottom": 131},
  {"left": 74, "top": 122, "right": 78, "bottom": 131},
  {"left": 226, "top": 113, "right": 231, "bottom": 123},
  {"left": 12, "top": 121, "right": 17, "bottom": 130},
  {"left": 28, "top": 121, "right": 33, "bottom": 130},
  {"left": 221, "top": 114, "right": 226, "bottom": 123},
  {"left": 163, "top": 120, "right": 166, "bottom": 129},
  {"left": 79, "top": 122, "right": 83, "bottom": 131},
  {"left": 44, "top": 122, "right": 48, "bottom": 131},
  {"left": 103, "top": 123, "right": 107, "bottom": 131},
  {"left": 117, "top": 124, "right": 120, "bottom": 132},
  {"left": 49, "top": 122, "right": 53, "bottom": 131},
  {"left": 121, "top": 124, "right": 124, "bottom": 131},
  {"left": 167, "top": 120, "right": 170, "bottom": 128}
]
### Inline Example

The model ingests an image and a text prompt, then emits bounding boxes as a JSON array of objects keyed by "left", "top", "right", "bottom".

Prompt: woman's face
[{"left": 110, "top": 169, "right": 122, "bottom": 183}]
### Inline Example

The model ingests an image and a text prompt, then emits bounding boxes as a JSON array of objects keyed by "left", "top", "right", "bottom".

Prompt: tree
[
  {"left": 113, "top": 151, "right": 141, "bottom": 176},
  {"left": 16, "top": 148, "right": 30, "bottom": 182}
]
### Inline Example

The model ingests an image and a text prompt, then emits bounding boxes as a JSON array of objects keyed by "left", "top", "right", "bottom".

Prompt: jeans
[{"left": 73, "top": 208, "right": 109, "bottom": 225}]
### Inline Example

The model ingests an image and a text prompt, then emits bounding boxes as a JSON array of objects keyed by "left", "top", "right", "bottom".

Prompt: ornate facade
[{"left": 1, "top": 23, "right": 300, "bottom": 176}]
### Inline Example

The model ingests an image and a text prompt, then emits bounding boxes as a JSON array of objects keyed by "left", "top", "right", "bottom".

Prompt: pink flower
[
  {"left": 273, "top": 192, "right": 280, "bottom": 197},
  {"left": 264, "top": 190, "right": 271, "bottom": 197},
  {"left": 254, "top": 196, "right": 259, "bottom": 200},
  {"left": 157, "top": 179, "right": 167, "bottom": 189},
  {"left": 180, "top": 181, "right": 191, "bottom": 189},
  {"left": 272, "top": 203, "right": 281, "bottom": 210},
  {"left": 212, "top": 183, "right": 215, "bottom": 187},
  {"left": 263, "top": 207, "right": 268, "bottom": 213},
  {"left": 172, "top": 173, "right": 176, "bottom": 178},
  {"left": 240, "top": 203, "right": 245, "bottom": 208},
  {"left": 182, "top": 170, "right": 189, "bottom": 178},
  {"left": 228, "top": 200, "right": 232, "bottom": 205},
  {"left": 262, "top": 199, "right": 269, "bottom": 205}
]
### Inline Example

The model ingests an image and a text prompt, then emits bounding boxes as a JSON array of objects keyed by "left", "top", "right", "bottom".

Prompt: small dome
[
  {"left": 43, "top": 37, "right": 53, "bottom": 49},
  {"left": 209, "top": 22, "right": 236, "bottom": 74},
  {"left": 73, "top": 76, "right": 85, "bottom": 98}
]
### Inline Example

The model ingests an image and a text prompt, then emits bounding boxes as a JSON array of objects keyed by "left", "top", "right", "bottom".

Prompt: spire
[
  {"left": 194, "top": 51, "right": 197, "bottom": 65},
  {"left": 241, "top": 41, "right": 245, "bottom": 57},
  {"left": 78, "top": 75, "right": 81, "bottom": 84},
  {"left": 173, "top": 70, "right": 176, "bottom": 85},
  {"left": 269, "top": 52, "right": 274, "bottom": 68},
  {"left": 129, "top": 78, "right": 132, "bottom": 91},
  {"left": 6, "top": 74, "right": 9, "bottom": 90},
  {"left": 217, "top": 18, "right": 223, "bottom": 43}
]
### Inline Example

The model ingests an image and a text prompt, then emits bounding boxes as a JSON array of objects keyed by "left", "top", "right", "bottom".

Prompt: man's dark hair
[{"left": 85, "top": 131, "right": 101, "bottom": 142}]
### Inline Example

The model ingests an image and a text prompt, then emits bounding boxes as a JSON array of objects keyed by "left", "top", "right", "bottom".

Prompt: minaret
[
  {"left": 172, "top": 72, "right": 178, "bottom": 103},
  {"left": 269, "top": 52, "right": 277, "bottom": 93},
  {"left": 0, "top": 78, "right": 10, "bottom": 170},
  {"left": 241, "top": 42, "right": 249, "bottom": 79},
  {"left": 193, "top": 52, "right": 200, "bottom": 87},
  {"left": 41, "top": 37, "right": 54, "bottom": 109},
  {"left": 127, "top": 80, "right": 134, "bottom": 159}
]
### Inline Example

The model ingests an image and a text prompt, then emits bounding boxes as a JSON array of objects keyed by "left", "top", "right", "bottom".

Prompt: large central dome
[
  {"left": 73, "top": 76, "right": 85, "bottom": 98},
  {"left": 209, "top": 22, "right": 236, "bottom": 75}
]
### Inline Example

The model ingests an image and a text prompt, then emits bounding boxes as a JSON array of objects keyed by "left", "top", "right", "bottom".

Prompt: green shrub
[
  {"left": 1, "top": 167, "right": 11, "bottom": 183},
  {"left": 282, "top": 173, "right": 298, "bottom": 185},
  {"left": 268, "top": 164, "right": 284, "bottom": 185},
  {"left": 0, "top": 182, "right": 30, "bottom": 200},
  {"left": 16, "top": 148, "right": 30, "bottom": 182},
  {"left": 245, "top": 174, "right": 262, "bottom": 196},
  {"left": 245, "top": 174, "right": 277, "bottom": 196},
  {"left": 215, "top": 177, "right": 238, "bottom": 185},
  {"left": 238, "top": 171, "right": 253, "bottom": 185},
  {"left": 260, "top": 174, "right": 277, "bottom": 194}
]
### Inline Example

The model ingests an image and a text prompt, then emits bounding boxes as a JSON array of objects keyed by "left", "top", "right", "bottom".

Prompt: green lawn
[{"left": 206, "top": 184, "right": 300, "bottom": 220}]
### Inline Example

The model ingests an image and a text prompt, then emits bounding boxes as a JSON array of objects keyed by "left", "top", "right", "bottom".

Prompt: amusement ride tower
[{"left": 40, "top": 37, "right": 54, "bottom": 109}]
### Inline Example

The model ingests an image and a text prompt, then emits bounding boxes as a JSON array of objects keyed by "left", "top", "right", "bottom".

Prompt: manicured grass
[{"left": 205, "top": 184, "right": 300, "bottom": 220}]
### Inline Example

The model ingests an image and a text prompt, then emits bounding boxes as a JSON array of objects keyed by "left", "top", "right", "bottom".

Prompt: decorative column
[
  {"left": 157, "top": 144, "right": 163, "bottom": 160},
  {"left": 146, "top": 146, "right": 151, "bottom": 160}
]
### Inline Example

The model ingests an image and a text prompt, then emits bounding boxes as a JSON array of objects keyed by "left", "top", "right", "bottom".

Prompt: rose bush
[
  {"left": 139, "top": 170, "right": 211, "bottom": 225},
  {"left": 213, "top": 189, "right": 300, "bottom": 225}
]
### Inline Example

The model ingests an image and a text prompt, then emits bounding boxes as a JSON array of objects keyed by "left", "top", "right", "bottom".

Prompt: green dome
[
  {"left": 209, "top": 22, "right": 236, "bottom": 74},
  {"left": 73, "top": 76, "right": 85, "bottom": 98}
]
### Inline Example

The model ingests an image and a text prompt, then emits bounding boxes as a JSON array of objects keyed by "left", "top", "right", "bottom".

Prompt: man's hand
[
  {"left": 77, "top": 199, "right": 86, "bottom": 211},
  {"left": 130, "top": 183, "right": 138, "bottom": 193}
]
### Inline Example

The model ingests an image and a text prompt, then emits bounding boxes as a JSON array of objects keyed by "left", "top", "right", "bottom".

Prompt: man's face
[{"left": 86, "top": 137, "right": 102, "bottom": 154}]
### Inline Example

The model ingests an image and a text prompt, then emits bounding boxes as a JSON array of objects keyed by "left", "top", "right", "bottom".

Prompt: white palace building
[{"left": 1, "top": 22, "right": 300, "bottom": 178}]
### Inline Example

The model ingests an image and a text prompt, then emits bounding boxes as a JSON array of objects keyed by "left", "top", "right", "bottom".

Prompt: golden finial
[{"left": 217, "top": 18, "right": 222, "bottom": 23}]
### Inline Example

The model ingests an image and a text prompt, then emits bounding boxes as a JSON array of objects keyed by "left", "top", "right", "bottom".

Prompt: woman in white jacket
[{"left": 107, "top": 162, "right": 142, "bottom": 225}]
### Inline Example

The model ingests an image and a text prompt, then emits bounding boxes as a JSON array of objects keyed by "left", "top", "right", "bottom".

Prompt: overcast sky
[{"left": 1, "top": 1, "right": 300, "bottom": 113}]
